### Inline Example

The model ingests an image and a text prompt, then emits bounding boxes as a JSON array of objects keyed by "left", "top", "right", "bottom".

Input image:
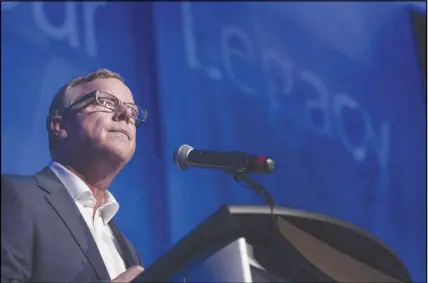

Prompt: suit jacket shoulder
[
  {"left": 2, "top": 173, "right": 39, "bottom": 198},
  {"left": 1, "top": 173, "right": 47, "bottom": 216}
]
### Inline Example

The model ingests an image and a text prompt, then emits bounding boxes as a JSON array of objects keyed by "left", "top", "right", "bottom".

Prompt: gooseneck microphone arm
[
  {"left": 224, "top": 166, "right": 279, "bottom": 234},
  {"left": 224, "top": 167, "right": 277, "bottom": 207}
]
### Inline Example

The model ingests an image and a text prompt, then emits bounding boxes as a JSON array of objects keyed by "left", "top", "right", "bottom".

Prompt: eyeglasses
[{"left": 61, "top": 90, "right": 148, "bottom": 128}]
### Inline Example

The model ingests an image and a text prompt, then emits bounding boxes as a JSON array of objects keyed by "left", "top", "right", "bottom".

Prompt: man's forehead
[{"left": 72, "top": 78, "right": 134, "bottom": 102}]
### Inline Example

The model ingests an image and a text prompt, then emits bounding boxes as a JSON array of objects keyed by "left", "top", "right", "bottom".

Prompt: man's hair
[{"left": 46, "top": 68, "right": 124, "bottom": 158}]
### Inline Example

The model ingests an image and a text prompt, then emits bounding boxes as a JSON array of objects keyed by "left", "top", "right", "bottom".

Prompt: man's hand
[{"left": 112, "top": 265, "right": 144, "bottom": 282}]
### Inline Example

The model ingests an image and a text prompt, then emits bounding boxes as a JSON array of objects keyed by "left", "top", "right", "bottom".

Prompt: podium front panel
[{"left": 168, "top": 238, "right": 252, "bottom": 283}]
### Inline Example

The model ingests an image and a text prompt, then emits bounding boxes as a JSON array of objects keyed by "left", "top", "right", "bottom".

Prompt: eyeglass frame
[{"left": 59, "top": 90, "right": 148, "bottom": 128}]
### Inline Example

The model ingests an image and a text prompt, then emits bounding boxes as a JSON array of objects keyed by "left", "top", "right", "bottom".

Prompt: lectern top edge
[{"left": 227, "top": 205, "right": 398, "bottom": 257}]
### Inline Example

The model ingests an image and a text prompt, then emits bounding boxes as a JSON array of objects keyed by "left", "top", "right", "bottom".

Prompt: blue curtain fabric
[{"left": 1, "top": 2, "right": 426, "bottom": 281}]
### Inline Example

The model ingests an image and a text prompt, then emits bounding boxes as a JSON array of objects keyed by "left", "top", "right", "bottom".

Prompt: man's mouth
[{"left": 109, "top": 129, "right": 130, "bottom": 140}]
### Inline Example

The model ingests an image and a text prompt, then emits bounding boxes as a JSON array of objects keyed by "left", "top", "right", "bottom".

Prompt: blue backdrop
[{"left": 1, "top": 2, "right": 426, "bottom": 281}]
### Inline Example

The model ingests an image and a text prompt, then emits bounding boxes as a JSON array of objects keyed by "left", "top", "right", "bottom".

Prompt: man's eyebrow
[{"left": 100, "top": 90, "right": 136, "bottom": 104}]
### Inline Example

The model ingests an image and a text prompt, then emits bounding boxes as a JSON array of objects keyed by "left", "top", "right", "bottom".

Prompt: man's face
[{"left": 65, "top": 78, "right": 137, "bottom": 164}]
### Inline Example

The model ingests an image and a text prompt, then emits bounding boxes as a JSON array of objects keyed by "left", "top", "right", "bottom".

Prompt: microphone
[{"left": 173, "top": 144, "right": 275, "bottom": 174}]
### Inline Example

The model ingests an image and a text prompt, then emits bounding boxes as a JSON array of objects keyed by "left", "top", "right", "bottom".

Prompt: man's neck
[{"left": 53, "top": 158, "right": 123, "bottom": 207}]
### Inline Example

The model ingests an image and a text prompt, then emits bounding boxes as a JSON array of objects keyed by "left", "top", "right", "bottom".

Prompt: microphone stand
[
  {"left": 223, "top": 167, "right": 277, "bottom": 212},
  {"left": 223, "top": 167, "right": 283, "bottom": 271}
]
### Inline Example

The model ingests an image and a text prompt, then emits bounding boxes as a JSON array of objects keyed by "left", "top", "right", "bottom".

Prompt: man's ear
[{"left": 50, "top": 115, "right": 68, "bottom": 139}]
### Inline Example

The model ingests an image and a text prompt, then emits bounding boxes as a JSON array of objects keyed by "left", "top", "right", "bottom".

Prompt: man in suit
[{"left": 1, "top": 69, "right": 147, "bottom": 282}]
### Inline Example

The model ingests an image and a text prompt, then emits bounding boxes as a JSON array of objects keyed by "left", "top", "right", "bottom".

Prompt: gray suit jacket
[{"left": 1, "top": 167, "right": 143, "bottom": 282}]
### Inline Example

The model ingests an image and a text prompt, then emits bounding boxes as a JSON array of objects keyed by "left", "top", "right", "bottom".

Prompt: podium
[{"left": 138, "top": 205, "right": 411, "bottom": 282}]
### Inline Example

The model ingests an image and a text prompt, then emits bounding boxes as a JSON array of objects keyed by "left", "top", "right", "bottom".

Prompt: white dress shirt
[{"left": 49, "top": 161, "right": 127, "bottom": 279}]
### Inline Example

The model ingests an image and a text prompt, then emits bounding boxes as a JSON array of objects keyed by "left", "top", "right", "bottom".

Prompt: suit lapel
[
  {"left": 35, "top": 167, "right": 110, "bottom": 281},
  {"left": 109, "top": 220, "right": 138, "bottom": 268}
]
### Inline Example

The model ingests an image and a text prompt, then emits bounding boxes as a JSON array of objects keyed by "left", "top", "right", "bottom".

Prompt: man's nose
[{"left": 113, "top": 104, "right": 133, "bottom": 124}]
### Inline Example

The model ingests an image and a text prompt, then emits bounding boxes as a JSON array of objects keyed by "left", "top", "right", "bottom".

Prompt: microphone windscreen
[{"left": 173, "top": 144, "right": 194, "bottom": 169}]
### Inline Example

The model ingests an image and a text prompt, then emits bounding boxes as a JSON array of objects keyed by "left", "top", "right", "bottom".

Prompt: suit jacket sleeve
[{"left": 1, "top": 175, "right": 34, "bottom": 282}]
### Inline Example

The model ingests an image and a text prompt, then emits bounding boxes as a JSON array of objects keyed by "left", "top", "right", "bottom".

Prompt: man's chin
[{"left": 104, "top": 145, "right": 134, "bottom": 164}]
